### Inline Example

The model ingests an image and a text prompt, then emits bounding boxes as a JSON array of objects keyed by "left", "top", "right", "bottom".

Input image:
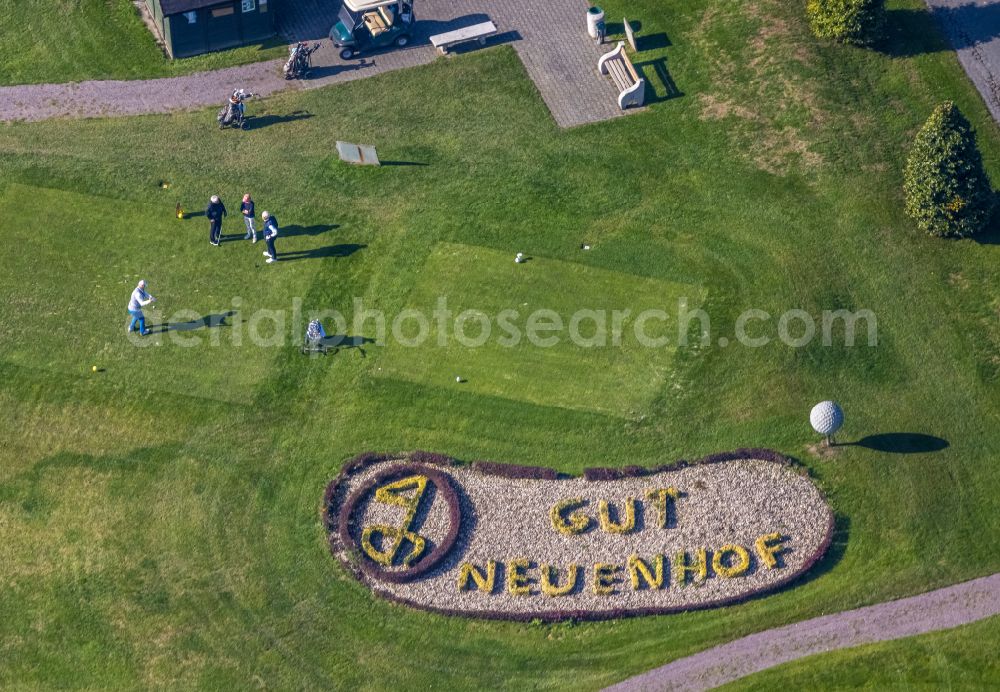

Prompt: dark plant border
[
  {"left": 582, "top": 447, "right": 799, "bottom": 481},
  {"left": 472, "top": 460, "right": 561, "bottom": 480},
  {"left": 321, "top": 449, "right": 836, "bottom": 622}
]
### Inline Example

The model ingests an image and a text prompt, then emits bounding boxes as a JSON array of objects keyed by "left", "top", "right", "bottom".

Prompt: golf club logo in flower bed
[
  {"left": 323, "top": 450, "right": 836, "bottom": 621},
  {"left": 337, "top": 464, "right": 462, "bottom": 583}
]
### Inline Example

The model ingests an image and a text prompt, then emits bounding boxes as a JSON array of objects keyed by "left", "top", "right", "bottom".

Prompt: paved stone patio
[{"left": 0, "top": 0, "right": 629, "bottom": 128}]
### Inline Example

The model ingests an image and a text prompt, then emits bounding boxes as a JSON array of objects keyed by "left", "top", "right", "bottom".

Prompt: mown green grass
[
  {"left": 376, "top": 242, "right": 699, "bottom": 416},
  {"left": 0, "top": 183, "right": 303, "bottom": 402},
  {"left": 0, "top": 0, "right": 286, "bottom": 85},
  {"left": 723, "top": 615, "right": 1000, "bottom": 690},
  {"left": 0, "top": 0, "right": 998, "bottom": 687}
]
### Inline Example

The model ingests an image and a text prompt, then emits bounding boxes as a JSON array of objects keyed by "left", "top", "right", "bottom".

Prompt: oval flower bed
[{"left": 323, "top": 450, "right": 835, "bottom": 621}]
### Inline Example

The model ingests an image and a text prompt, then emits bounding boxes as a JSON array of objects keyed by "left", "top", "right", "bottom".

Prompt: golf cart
[{"left": 330, "top": 0, "right": 414, "bottom": 60}]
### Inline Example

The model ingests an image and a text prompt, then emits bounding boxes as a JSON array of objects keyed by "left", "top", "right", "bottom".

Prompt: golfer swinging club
[{"left": 126, "top": 279, "right": 155, "bottom": 336}]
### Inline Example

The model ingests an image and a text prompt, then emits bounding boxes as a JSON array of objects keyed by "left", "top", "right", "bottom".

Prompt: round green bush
[
  {"left": 903, "top": 101, "right": 994, "bottom": 238},
  {"left": 806, "top": 0, "right": 886, "bottom": 46}
]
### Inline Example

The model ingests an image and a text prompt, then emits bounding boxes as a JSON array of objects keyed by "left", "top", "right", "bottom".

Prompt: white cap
[
  {"left": 211, "top": 195, "right": 219, "bottom": 203},
  {"left": 138, "top": 279, "right": 146, "bottom": 288},
  {"left": 261, "top": 211, "right": 270, "bottom": 219}
]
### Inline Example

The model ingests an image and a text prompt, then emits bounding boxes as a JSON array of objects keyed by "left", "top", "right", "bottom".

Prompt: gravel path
[
  {"left": 925, "top": 0, "right": 1000, "bottom": 124},
  {"left": 605, "top": 571, "right": 1000, "bottom": 692},
  {"left": 0, "top": 0, "right": 623, "bottom": 127},
  {"left": 0, "top": 61, "right": 294, "bottom": 122}
]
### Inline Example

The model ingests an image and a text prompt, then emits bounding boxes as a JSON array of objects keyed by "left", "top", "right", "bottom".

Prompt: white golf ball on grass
[
  {"left": 810, "top": 401, "right": 844, "bottom": 436},
  {"left": 810, "top": 400, "right": 844, "bottom": 447}
]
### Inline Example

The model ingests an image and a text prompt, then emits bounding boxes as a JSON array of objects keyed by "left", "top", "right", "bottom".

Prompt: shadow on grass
[
  {"left": 149, "top": 311, "right": 236, "bottom": 334},
  {"left": 636, "top": 33, "right": 671, "bottom": 52},
  {"left": 281, "top": 223, "right": 339, "bottom": 237},
  {"left": 281, "top": 242, "right": 366, "bottom": 262},
  {"left": 974, "top": 200, "right": 1000, "bottom": 245},
  {"left": 305, "top": 334, "right": 375, "bottom": 358},
  {"left": 2, "top": 445, "right": 187, "bottom": 500},
  {"left": 635, "top": 58, "right": 683, "bottom": 103},
  {"left": 975, "top": 229, "right": 1000, "bottom": 245},
  {"left": 604, "top": 19, "right": 671, "bottom": 51},
  {"left": 846, "top": 433, "right": 950, "bottom": 454},
  {"left": 322, "top": 334, "right": 375, "bottom": 349},
  {"left": 606, "top": 19, "right": 642, "bottom": 35},
  {"left": 798, "top": 512, "right": 851, "bottom": 586},
  {"left": 247, "top": 110, "right": 314, "bottom": 130}
]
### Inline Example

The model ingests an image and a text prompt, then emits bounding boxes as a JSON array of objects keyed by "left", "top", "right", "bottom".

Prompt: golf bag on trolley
[
  {"left": 217, "top": 89, "right": 255, "bottom": 129},
  {"left": 302, "top": 319, "right": 333, "bottom": 355},
  {"left": 283, "top": 42, "right": 321, "bottom": 80}
]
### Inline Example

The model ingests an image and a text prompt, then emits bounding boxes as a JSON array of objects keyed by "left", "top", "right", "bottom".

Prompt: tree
[
  {"left": 904, "top": 101, "right": 994, "bottom": 238},
  {"left": 806, "top": 0, "right": 886, "bottom": 46}
]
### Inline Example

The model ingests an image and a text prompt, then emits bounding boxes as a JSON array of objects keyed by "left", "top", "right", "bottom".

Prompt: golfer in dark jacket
[
  {"left": 262, "top": 211, "right": 279, "bottom": 263},
  {"left": 206, "top": 194, "right": 227, "bottom": 246}
]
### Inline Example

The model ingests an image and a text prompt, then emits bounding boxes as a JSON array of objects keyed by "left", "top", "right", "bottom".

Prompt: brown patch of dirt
[
  {"left": 851, "top": 112, "right": 874, "bottom": 130},
  {"left": 792, "top": 44, "right": 813, "bottom": 64},
  {"left": 948, "top": 272, "right": 971, "bottom": 289},
  {"left": 747, "top": 14, "right": 793, "bottom": 69},
  {"left": 698, "top": 94, "right": 759, "bottom": 121},
  {"left": 694, "top": 0, "right": 827, "bottom": 175},
  {"left": 805, "top": 442, "right": 842, "bottom": 459},
  {"left": 695, "top": 5, "right": 723, "bottom": 35},
  {"left": 754, "top": 126, "right": 824, "bottom": 176}
]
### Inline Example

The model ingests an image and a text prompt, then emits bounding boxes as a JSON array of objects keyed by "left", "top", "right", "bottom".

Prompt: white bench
[
  {"left": 430, "top": 21, "right": 497, "bottom": 54},
  {"left": 598, "top": 41, "right": 645, "bottom": 110}
]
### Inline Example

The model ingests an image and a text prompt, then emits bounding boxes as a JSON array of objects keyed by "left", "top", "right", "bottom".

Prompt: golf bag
[
  {"left": 302, "top": 319, "right": 332, "bottom": 355},
  {"left": 283, "top": 42, "right": 321, "bottom": 80},
  {"left": 217, "top": 89, "right": 254, "bottom": 129}
]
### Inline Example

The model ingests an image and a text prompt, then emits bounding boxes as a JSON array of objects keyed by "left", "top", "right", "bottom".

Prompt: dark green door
[{"left": 205, "top": 2, "right": 241, "bottom": 51}]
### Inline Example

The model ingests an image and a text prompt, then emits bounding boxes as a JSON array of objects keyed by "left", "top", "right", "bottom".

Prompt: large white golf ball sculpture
[{"left": 810, "top": 400, "right": 844, "bottom": 442}]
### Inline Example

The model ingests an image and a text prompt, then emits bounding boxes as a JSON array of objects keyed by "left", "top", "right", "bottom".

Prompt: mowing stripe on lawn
[{"left": 376, "top": 242, "right": 705, "bottom": 417}]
